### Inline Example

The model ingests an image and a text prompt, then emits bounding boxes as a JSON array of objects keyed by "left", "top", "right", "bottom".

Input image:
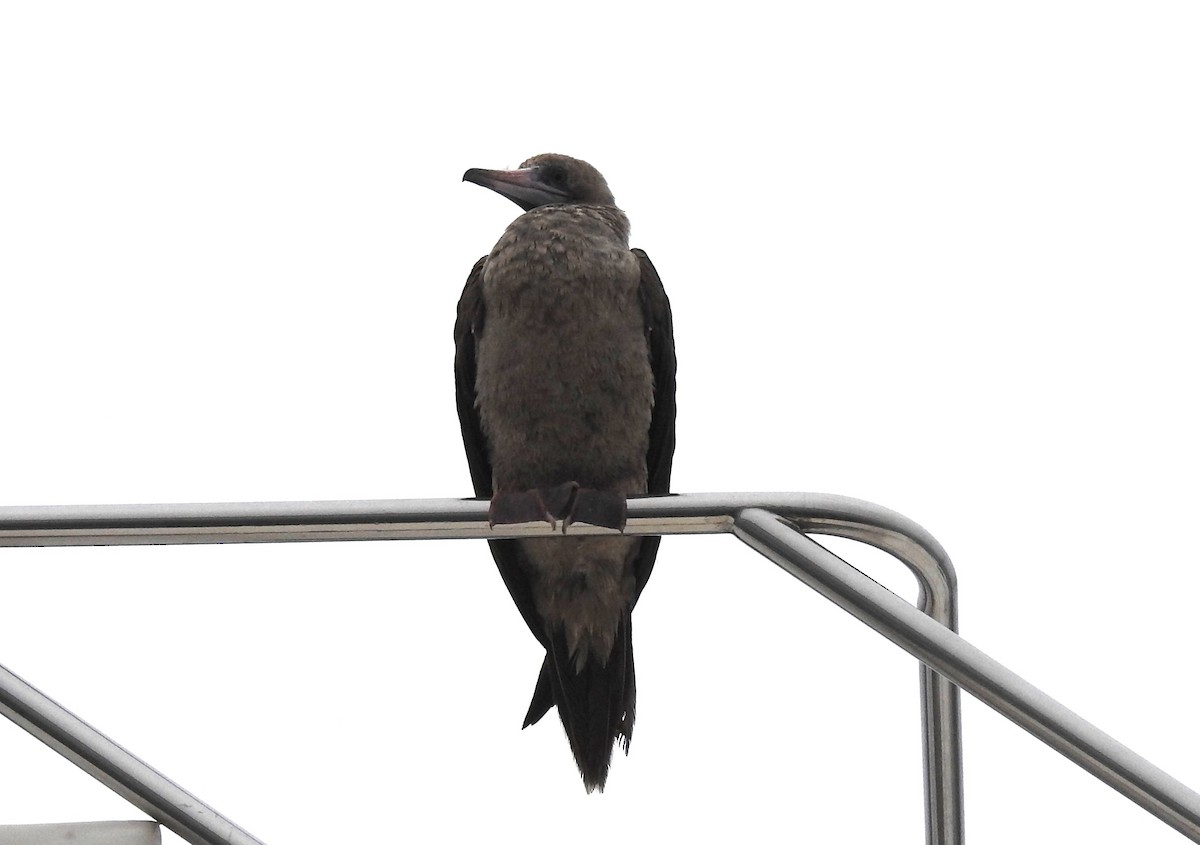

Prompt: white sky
[{"left": 2, "top": 2, "right": 1198, "bottom": 843}]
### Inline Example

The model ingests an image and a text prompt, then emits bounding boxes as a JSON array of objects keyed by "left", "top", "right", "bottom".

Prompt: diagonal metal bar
[
  {"left": 1, "top": 492, "right": 960, "bottom": 844},
  {"left": 733, "top": 507, "right": 1200, "bottom": 843},
  {"left": 0, "top": 662, "right": 265, "bottom": 845}
]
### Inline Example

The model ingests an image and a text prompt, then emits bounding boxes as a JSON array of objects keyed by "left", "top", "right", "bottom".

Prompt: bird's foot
[
  {"left": 565, "top": 489, "right": 627, "bottom": 532},
  {"left": 489, "top": 482, "right": 579, "bottom": 530},
  {"left": 488, "top": 484, "right": 627, "bottom": 533}
]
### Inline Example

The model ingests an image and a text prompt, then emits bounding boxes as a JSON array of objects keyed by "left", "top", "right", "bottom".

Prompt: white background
[{"left": 2, "top": 2, "right": 1198, "bottom": 843}]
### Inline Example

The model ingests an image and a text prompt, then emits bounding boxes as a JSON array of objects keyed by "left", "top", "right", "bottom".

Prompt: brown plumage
[{"left": 455, "top": 154, "right": 676, "bottom": 791}]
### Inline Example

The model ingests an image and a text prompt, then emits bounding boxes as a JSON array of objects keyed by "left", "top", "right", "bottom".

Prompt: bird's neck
[
  {"left": 522, "top": 203, "right": 630, "bottom": 245},
  {"left": 592, "top": 205, "right": 631, "bottom": 244}
]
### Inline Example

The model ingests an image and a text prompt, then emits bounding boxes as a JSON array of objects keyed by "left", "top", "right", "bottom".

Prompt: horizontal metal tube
[
  {"left": 0, "top": 492, "right": 945, "bottom": 556},
  {"left": 733, "top": 507, "right": 1200, "bottom": 842}
]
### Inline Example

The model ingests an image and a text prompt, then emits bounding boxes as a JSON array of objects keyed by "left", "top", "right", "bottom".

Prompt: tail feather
[
  {"left": 618, "top": 615, "right": 635, "bottom": 751},
  {"left": 522, "top": 657, "right": 554, "bottom": 728},
  {"left": 532, "top": 612, "right": 636, "bottom": 792}
]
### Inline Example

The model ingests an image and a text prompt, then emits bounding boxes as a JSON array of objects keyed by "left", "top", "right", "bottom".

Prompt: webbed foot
[
  {"left": 565, "top": 489, "right": 627, "bottom": 532},
  {"left": 488, "top": 484, "right": 627, "bottom": 533},
  {"left": 489, "top": 482, "right": 580, "bottom": 529}
]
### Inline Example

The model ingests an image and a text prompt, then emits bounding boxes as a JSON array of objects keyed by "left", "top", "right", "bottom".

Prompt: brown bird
[{"left": 455, "top": 154, "right": 676, "bottom": 791}]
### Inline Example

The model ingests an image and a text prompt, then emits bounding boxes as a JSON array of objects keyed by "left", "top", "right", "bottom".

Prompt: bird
[{"left": 455, "top": 153, "right": 676, "bottom": 792}]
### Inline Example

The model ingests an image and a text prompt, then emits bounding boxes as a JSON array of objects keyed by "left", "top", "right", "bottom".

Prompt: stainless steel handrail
[
  {"left": 0, "top": 493, "right": 962, "bottom": 842},
  {"left": 734, "top": 508, "right": 1200, "bottom": 842},
  {"left": 0, "top": 663, "right": 266, "bottom": 845},
  {"left": 2, "top": 493, "right": 1197, "bottom": 844}
]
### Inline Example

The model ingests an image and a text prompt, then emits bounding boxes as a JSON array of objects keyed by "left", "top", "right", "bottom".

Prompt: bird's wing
[
  {"left": 454, "top": 257, "right": 493, "bottom": 497},
  {"left": 631, "top": 248, "right": 677, "bottom": 603},
  {"left": 454, "top": 256, "right": 549, "bottom": 647},
  {"left": 635, "top": 249, "right": 677, "bottom": 496}
]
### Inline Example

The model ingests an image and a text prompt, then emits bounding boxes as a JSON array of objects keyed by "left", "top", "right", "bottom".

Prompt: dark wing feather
[
  {"left": 634, "top": 249, "right": 677, "bottom": 496},
  {"left": 454, "top": 256, "right": 548, "bottom": 648},
  {"left": 630, "top": 249, "right": 677, "bottom": 604},
  {"left": 454, "top": 257, "right": 492, "bottom": 497}
]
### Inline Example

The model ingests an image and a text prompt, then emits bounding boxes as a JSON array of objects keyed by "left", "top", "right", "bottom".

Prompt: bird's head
[{"left": 463, "top": 153, "right": 616, "bottom": 211}]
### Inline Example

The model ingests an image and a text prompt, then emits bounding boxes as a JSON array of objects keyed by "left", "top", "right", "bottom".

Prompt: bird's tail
[{"left": 522, "top": 612, "right": 636, "bottom": 792}]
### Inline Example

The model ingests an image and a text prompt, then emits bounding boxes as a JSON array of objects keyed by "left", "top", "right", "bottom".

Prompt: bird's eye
[{"left": 543, "top": 165, "right": 568, "bottom": 188}]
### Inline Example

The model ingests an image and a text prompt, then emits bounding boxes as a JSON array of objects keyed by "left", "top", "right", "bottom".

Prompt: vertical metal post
[
  {"left": 783, "top": 512, "right": 963, "bottom": 845},
  {"left": 917, "top": 604, "right": 964, "bottom": 845}
]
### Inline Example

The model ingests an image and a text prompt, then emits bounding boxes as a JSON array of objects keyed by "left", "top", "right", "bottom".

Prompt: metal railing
[{"left": 2, "top": 493, "right": 1199, "bottom": 845}]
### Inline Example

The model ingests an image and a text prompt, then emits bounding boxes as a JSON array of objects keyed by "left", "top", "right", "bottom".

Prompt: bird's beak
[{"left": 463, "top": 166, "right": 569, "bottom": 212}]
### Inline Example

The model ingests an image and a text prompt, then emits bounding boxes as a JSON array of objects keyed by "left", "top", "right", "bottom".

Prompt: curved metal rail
[{"left": 2, "top": 493, "right": 1198, "bottom": 844}]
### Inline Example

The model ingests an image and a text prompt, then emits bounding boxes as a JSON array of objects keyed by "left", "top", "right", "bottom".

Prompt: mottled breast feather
[{"left": 474, "top": 204, "right": 654, "bottom": 496}]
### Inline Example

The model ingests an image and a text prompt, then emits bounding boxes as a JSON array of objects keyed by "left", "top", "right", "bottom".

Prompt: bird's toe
[
  {"left": 538, "top": 481, "right": 580, "bottom": 522},
  {"left": 489, "top": 491, "right": 558, "bottom": 528},
  {"left": 565, "top": 489, "right": 627, "bottom": 532}
]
